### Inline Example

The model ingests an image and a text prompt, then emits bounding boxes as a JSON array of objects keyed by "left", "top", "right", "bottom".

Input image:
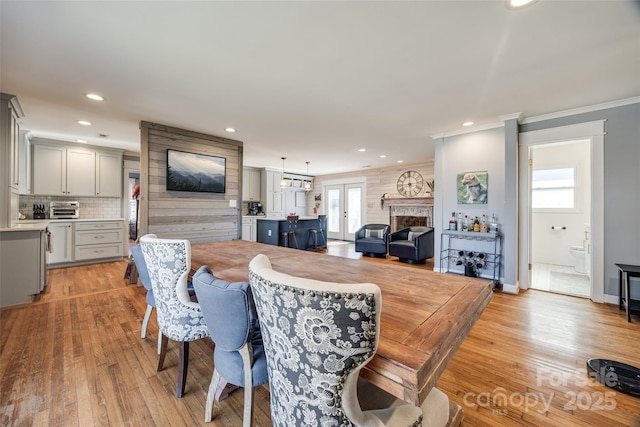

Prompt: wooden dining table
[{"left": 190, "top": 240, "right": 493, "bottom": 416}]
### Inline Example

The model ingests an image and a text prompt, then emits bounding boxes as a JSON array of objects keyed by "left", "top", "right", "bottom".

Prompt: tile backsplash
[{"left": 19, "top": 195, "right": 122, "bottom": 219}]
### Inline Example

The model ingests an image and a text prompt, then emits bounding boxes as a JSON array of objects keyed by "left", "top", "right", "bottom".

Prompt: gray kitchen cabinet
[
  {"left": 0, "top": 93, "right": 24, "bottom": 228},
  {"left": 242, "top": 168, "right": 261, "bottom": 201},
  {"left": 33, "top": 143, "right": 95, "bottom": 196},
  {"left": 96, "top": 151, "right": 122, "bottom": 197},
  {"left": 32, "top": 141, "right": 122, "bottom": 197},
  {"left": 47, "top": 221, "right": 73, "bottom": 264},
  {"left": 242, "top": 216, "right": 257, "bottom": 242},
  {"left": 18, "top": 130, "right": 31, "bottom": 194},
  {"left": 0, "top": 229, "right": 46, "bottom": 307},
  {"left": 74, "top": 221, "right": 124, "bottom": 261},
  {"left": 260, "top": 169, "right": 283, "bottom": 218}
]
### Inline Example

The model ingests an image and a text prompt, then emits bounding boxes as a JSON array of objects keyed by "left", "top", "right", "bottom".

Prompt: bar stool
[
  {"left": 281, "top": 215, "right": 299, "bottom": 249},
  {"left": 306, "top": 215, "right": 327, "bottom": 250}
]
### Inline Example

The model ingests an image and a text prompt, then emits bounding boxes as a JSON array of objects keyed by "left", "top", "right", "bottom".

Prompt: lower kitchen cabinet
[
  {"left": 47, "top": 219, "right": 125, "bottom": 266},
  {"left": 74, "top": 221, "right": 123, "bottom": 261},
  {"left": 0, "top": 229, "right": 46, "bottom": 307},
  {"left": 242, "top": 216, "right": 257, "bottom": 242},
  {"left": 47, "top": 221, "right": 73, "bottom": 264}
]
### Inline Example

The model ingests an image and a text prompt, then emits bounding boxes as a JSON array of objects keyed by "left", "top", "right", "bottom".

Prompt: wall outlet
[
  {"left": 229, "top": 199, "right": 236, "bottom": 208},
  {"left": 268, "top": 230, "right": 272, "bottom": 236}
]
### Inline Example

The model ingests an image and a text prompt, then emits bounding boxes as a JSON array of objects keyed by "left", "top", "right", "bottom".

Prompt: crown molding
[
  {"left": 430, "top": 121, "right": 504, "bottom": 140},
  {"left": 521, "top": 96, "right": 640, "bottom": 124}
]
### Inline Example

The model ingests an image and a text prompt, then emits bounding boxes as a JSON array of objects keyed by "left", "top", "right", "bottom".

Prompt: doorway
[
  {"left": 518, "top": 120, "right": 605, "bottom": 302},
  {"left": 122, "top": 159, "right": 140, "bottom": 245},
  {"left": 325, "top": 183, "right": 364, "bottom": 241},
  {"left": 528, "top": 140, "right": 591, "bottom": 297}
]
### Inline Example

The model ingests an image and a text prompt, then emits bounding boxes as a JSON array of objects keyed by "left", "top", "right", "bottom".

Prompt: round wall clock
[{"left": 397, "top": 170, "right": 424, "bottom": 197}]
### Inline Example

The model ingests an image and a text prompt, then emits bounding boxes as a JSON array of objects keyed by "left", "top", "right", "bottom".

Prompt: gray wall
[{"left": 520, "top": 102, "right": 640, "bottom": 296}]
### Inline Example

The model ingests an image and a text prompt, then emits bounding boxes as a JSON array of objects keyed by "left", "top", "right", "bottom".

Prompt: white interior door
[{"left": 326, "top": 183, "right": 363, "bottom": 241}]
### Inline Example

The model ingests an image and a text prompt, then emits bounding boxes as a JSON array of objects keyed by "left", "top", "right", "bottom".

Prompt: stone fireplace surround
[{"left": 385, "top": 197, "right": 434, "bottom": 233}]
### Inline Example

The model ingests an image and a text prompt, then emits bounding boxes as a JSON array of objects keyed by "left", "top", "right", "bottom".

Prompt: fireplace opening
[{"left": 392, "top": 215, "right": 432, "bottom": 233}]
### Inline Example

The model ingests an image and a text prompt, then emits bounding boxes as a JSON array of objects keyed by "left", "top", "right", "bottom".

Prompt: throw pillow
[
  {"left": 408, "top": 231, "right": 423, "bottom": 241},
  {"left": 365, "top": 229, "right": 383, "bottom": 239}
]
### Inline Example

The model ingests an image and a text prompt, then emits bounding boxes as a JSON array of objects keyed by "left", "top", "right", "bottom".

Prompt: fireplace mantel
[{"left": 384, "top": 197, "right": 434, "bottom": 207}]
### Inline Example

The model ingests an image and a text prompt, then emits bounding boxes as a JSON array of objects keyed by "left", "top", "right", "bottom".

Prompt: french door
[{"left": 326, "top": 183, "right": 363, "bottom": 241}]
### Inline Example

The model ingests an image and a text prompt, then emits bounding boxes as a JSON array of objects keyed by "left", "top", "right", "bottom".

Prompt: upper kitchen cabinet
[
  {"left": 0, "top": 93, "right": 24, "bottom": 228},
  {"left": 18, "top": 130, "right": 31, "bottom": 194},
  {"left": 96, "top": 151, "right": 122, "bottom": 197},
  {"left": 260, "top": 168, "right": 283, "bottom": 217},
  {"left": 33, "top": 143, "right": 95, "bottom": 196},
  {"left": 32, "top": 140, "right": 122, "bottom": 197},
  {"left": 242, "top": 167, "right": 261, "bottom": 201}
]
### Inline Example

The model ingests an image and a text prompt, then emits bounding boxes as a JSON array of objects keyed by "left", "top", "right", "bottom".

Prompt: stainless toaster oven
[{"left": 50, "top": 201, "right": 80, "bottom": 219}]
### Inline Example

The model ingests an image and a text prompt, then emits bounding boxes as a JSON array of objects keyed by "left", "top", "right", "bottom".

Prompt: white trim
[
  {"left": 518, "top": 120, "right": 605, "bottom": 303},
  {"left": 430, "top": 121, "right": 504, "bottom": 139},
  {"left": 604, "top": 294, "right": 619, "bottom": 305},
  {"left": 499, "top": 112, "right": 523, "bottom": 123},
  {"left": 501, "top": 283, "right": 519, "bottom": 294},
  {"left": 521, "top": 97, "right": 640, "bottom": 124}
]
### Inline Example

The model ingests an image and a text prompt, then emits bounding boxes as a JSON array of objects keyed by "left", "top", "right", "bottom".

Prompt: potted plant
[{"left": 426, "top": 180, "right": 435, "bottom": 196}]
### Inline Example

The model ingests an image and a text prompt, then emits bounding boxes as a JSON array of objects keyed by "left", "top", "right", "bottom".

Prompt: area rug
[{"left": 549, "top": 271, "right": 590, "bottom": 297}]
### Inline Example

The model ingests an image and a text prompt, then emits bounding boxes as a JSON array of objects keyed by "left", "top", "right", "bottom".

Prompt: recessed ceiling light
[
  {"left": 357, "top": 148, "right": 366, "bottom": 152},
  {"left": 380, "top": 155, "right": 387, "bottom": 158},
  {"left": 77, "top": 120, "right": 92, "bottom": 126},
  {"left": 506, "top": 0, "right": 537, "bottom": 9},
  {"left": 86, "top": 93, "right": 104, "bottom": 101},
  {"left": 397, "top": 160, "right": 403, "bottom": 163},
  {"left": 225, "top": 127, "right": 236, "bottom": 133},
  {"left": 463, "top": 121, "right": 474, "bottom": 127},
  {"left": 76, "top": 139, "right": 87, "bottom": 143}
]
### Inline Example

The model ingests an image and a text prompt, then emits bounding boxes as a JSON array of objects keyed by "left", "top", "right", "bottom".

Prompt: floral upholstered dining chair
[
  {"left": 139, "top": 234, "right": 209, "bottom": 398},
  {"left": 248, "top": 253, "right": 449, "bottom": 427}
]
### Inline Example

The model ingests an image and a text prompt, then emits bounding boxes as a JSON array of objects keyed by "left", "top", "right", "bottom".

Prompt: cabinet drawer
[
  {"left": 74, "top": 243, "right": 123, "bottom": 261},
  {"left": 75, "top": 221, "right": 122, "bottom": 231},
  {"left": 75, "top": 229, "right": 123, "bottom": 245}
]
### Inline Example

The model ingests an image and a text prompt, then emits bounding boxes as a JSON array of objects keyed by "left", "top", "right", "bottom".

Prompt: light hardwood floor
[{"left": 1, "top": 243, "right": 639, "bottom": 426}]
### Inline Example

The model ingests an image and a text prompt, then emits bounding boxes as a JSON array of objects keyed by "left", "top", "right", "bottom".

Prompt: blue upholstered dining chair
[
  {"left": 192, "top": 265, "right": 269, "bottom": 425},
  {"left": 131, "top": 244, "right": 162, "bottom": 354},
  {"left": 248, "top": 254, "right": 450, "bottom": 427},
  {"left": 139, "top": 234, "right": 209, "bottom": 398}
]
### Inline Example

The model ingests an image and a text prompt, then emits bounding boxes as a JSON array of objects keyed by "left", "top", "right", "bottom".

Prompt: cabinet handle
[{"left": 94, "top": 235, "right": 105, "bottom": 239}]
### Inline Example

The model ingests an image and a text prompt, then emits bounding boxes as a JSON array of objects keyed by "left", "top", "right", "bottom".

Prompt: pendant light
[
  {"left": 280, "top": 157, "right": 288, "bottom": 187},
  {"left": 304, "top": 161, "right": 312, "bottom": 191}
]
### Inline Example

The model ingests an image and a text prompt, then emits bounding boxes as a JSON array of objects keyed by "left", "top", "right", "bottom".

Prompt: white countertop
[
  {"left": 0, "top": 218, "right": 125, "bottom": 232},
  {"left": 257, "top": 216, "right": 320, "bottom": 221}
]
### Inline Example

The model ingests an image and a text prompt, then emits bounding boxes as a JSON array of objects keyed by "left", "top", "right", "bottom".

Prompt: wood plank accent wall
[{"left": 139, "top": 121, "right": 243, "bottom": 243}]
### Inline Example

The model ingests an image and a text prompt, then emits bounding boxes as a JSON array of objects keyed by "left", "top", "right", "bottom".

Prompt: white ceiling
[{"left": 1, "top": 1, "right": 639, "bottom": 175}]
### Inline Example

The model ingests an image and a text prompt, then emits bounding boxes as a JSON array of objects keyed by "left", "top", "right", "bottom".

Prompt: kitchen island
[
  {"left": 0, "top": 220, "right": 50, "bottom": 307},
  {"left": 256, "top": 216, "right": 326, "bottom": 250}
]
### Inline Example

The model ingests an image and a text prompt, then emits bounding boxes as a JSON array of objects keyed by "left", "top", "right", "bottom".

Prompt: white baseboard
[
  {"left": 604, "top": 294, "right": 619, "bottom": 305},
  {"left": 501, "top": 283, "right": 519, "bottom": 294}
]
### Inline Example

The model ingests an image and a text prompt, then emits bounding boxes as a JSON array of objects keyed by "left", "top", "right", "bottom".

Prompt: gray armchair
[
  {"left": 354, "top": 224, "right": 390, "bottom": 257},
  {"left": 389, "top": 226, "right": 434, "bottom": 264}
]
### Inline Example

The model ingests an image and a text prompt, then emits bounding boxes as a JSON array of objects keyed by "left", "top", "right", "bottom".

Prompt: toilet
[{"left": 569, "top": 245, "right": 587, "bottom": 274}]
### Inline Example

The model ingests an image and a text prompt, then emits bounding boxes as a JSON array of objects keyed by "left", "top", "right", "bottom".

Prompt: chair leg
[
  {"left": 157, "top": 334, "right": 168, "bottom": 371},
  {"left": 141, "top": 305, "right": 153, "bottom": 339},
  {"left": 240, "top": 344, "right": 254, "bottom": 427},
  {"left": 205, "top": 369, "right": 223, "bottom": 422},
  {"left": 157, "top": 330, "right": 162, "bottom": 355},
  {"left": 176, "top": 341, "right": 189, "bottom": 398}
]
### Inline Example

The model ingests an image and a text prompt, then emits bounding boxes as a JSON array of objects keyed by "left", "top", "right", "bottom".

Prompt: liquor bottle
[
  {"left": 449, "top": 212, "right": 457, "bottom": 230},
  {"left": 490, "top": 213, "right": 499, "bottom": 233},
  {"left": 462, "top": 215, "right": 469, "bottom": 232},
  {"left": 473, "top": 217, "right": 480, "bottom": 232},
  {"left": 457, "top": 212, "right": 463, "bottom": 232},
  {"left": 480, "top": 212, "right": 488, "bottom": 233}
]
